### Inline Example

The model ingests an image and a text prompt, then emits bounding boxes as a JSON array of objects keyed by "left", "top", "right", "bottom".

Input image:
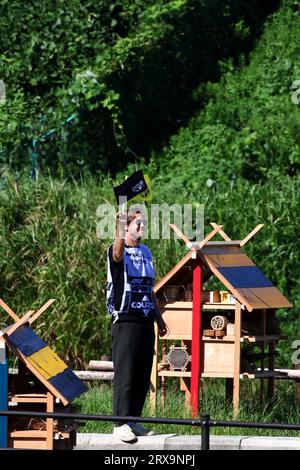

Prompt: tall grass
[
  {"left": 0, "top": 172, "right": 299, "bottom": 366},
  {"left": 73, "top": 379, "right": 300, "bottom": 436}
]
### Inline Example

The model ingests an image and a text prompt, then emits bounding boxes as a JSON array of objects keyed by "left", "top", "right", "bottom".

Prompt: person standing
[{"left": 106, "top": 208, "right": 167, "bottom": 442}]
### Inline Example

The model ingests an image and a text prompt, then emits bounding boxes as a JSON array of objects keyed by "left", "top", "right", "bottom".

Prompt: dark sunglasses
[{"left": 134, "top": 219, "right": 147, "bottom": 226}]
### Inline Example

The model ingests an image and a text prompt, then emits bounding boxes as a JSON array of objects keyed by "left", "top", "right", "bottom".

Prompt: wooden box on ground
[{"left": 0, "top": 298, "right": 88, "bottom": 450}]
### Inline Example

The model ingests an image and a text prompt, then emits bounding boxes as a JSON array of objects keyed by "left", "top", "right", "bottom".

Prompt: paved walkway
[{"left": 75, "top": 433, "right": 300, "bottom": 450}]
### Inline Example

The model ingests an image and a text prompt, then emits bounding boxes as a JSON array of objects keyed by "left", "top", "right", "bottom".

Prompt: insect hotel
[
  {"left": 0, "top": 298, "right": 87, "bottom": 449},
  {"left": 150, "top": 223, "right": 293, "bottom": 416}
]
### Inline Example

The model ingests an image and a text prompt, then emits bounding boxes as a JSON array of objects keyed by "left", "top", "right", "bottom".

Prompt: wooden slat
[
  {"left": 29, "top": 299, "right": 55, "bottom": 324},
  {"left": 46, "top": 392, "right": 54, "bottom": 450},
  {"left": 240, "top": 224, "right": 264, "bottom": 247},
  {"left": 158, "top": 371, "right": 191, "bottom": 377},
  {"left": 202, "top": 372, "right": 234, "bottom": 378},
  {"left": 10, "top": 430, "right": 47, "bottom": 438},
  {"left": 197, "top": 224, "right": 224, "bottom": 249},
  {"left": 6, "top": 310, "right": 35, "bottom": 336},
  {"left": 202, "top": 336, "right": 235, "bottom": 342},
  {"left": 154, "top": 251, "right": 193, "bottom": 294},
  {"left": 202, "top": 304, "right": 243, "bottom": 310},
  {"left": 205, "top": 253, "right": 255, "bottom": 267},
  {"left": 0, "top": 298, "right": 19, "bottom": 322},
  {"left": 160, "top": 334, "right": 192, "bottom": 340},
  {"left": 149, "top": 322, "right": 158, "bottom": 413},
  {"left": 235, "top": 287, "right": 293, "bottom": 310},
  {"left": 169, "top": 224, "right": 192, "bottom": 247},
  {"left": 11, "top": 396, "right": 47, "bottom": 404},
  {"left": 210, "top": 222, "right": 231, "bottom": 241},
  {"left": 233, "top": 301, "right": 241, "bottom": 416}
]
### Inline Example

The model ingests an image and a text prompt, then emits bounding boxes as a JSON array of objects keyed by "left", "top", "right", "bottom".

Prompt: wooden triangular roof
[
  {"left": 155, "top": 227, "right": 292, "bottom": 312},
  {"left": 0, "top": 299, "right": 87, "bottom": 405}
]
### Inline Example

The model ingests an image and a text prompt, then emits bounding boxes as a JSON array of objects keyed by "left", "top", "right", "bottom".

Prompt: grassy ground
[{"left": 73, "top": 379, "right": 300, "bottom": 437}]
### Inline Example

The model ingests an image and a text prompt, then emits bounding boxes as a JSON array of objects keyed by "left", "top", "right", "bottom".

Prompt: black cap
[{"left": 113, "top": 170, "right": 149, "bottom": 204}]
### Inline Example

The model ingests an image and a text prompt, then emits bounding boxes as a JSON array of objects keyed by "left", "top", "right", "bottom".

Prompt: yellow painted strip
[
  {"left": 27, "top": 346, "right": 67, "bottom": 380},
  {"left": 206, "top": 253, "right": 255, "bottom": 267},
  {"left": 234, "top": 287, "right": 293, "bottom": 310}
]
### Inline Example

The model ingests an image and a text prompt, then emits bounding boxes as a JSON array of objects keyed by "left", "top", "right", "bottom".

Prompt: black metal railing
[{"left": 1, "top": 409, "right": 300, "bottom": 450}]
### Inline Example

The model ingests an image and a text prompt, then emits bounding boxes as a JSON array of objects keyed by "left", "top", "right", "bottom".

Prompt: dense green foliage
[
  {"left": 1, "top": 1, "right": 300, "bottom": 371},
  {"left": 0, "top": 0, "right": 279, "bottom": 175}
]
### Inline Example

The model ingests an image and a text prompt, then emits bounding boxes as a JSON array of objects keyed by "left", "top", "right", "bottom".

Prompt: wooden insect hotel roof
[
  {"left": 0, "top": 299, "right": 87, "bottom": 405},
  {"left": 154, "top": 223, "right": 292, "bottom": 312}
]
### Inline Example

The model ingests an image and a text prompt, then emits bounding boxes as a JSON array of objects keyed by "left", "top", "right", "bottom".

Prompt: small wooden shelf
[
  {"left": 241, "top": 335, "right": 283, "bottom": 343},
  {"left": 10, "top": 394, "right": 48, "bottom": 404},
  {"left": 158, "top": 371, "right": 191, "bottom": 377},
  {"left": 202, "top": 303, "right": 245, "bottom": 310},
  {"left": 202, "top": 372, "right": 234, "bottom": 378},
  {"left": 159, "top": 301, "right": 245, "bottom": 310},
  {"left": 202, "top": 335, "right": 235, "bottom": 342}
]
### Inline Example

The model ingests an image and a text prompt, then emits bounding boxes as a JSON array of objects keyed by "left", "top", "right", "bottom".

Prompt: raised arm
[{"left": 112, "top": 211, "right": 127, "bottom": 262}]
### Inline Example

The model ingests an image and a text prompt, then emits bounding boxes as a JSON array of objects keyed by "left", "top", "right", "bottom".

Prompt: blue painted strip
[
  {"left": 0, "top": 341, "right": 8, "bottom": 448},
  {"left": 9, "top": 325, "right": 46, "bottom": 357},
  {"left": 217, "top": 266, "right": 274, "bottom": 289},
  {"left": 49, "top": 368, "right": 87, "bottom": 402}
]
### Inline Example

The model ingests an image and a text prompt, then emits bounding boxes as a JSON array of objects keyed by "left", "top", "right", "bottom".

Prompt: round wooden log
[
  {"left": 211, "top": 315, "right": 228, "bottom": 331},
  {"left": 88, "top": 360, "right": 114, "bottom": 371},
  {"left": 74, "top": 371, "right": 114, "bottom": 381}
]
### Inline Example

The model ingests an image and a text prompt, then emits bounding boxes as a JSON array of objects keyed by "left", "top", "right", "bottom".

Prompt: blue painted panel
[
  {"left": 217, "top": 266, "right": 274, "bottom": 289},
  {"left": 9, "top": 325, "right": 46, "bottom": 357},
  {"left": 49, "top": 367, "right": 87, "bottom": 402},
  {"left": 0, "top": 341, "right": 8, "bottom": 448}
]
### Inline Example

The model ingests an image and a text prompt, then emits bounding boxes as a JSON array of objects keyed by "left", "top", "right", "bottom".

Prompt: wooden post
[
  {"left": 190, "top": 259, "right": 202, "bottom": 417},
  {"left": 267, "top": 310, "right": 275, "bottom": 401},
  {"left": 0, "top": 338, "right": 8, "bottom": 448},
  {"left": 296, "top": 363, "right": 300, "bottom": 400},
  {"left": 260, "top": 309, "right": 267, "bottom": 401},
  {"left": 149, "top": 322, "right": 158, "bottom": 413},
  {"left": 46, "top": 392, "right": 54, "bottom": 450},
  {"left": 233, "top": 301, "right": 241, "bottom": 416},
  {"left": 268, "top": 342, "right": 275, "bottom": 400},
  {"left": 181, "top": 339, "right": 191, "bottom": 408},
  {"left": 161, "top": 340, "right": 167, "bottom": 410}
]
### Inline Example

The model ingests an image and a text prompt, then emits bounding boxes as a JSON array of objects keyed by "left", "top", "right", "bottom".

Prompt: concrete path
[{"left": 75, "top": 433, "right": 300, "bottom": 450}]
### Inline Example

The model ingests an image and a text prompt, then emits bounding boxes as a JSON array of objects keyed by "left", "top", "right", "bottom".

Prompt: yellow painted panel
[
  {"left": 27, "top": 346, "right": 67, "bottom": 380},
  {"left": 233, "top": 287, "right": 293, "bottom": 310},
  {"left": 206, "top": 253, "right": 255, "bottom": 267}
]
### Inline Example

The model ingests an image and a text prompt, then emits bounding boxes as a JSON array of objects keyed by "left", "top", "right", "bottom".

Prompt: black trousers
[{"left": 112, "top": 320, "right": 155, "bottom": 425}]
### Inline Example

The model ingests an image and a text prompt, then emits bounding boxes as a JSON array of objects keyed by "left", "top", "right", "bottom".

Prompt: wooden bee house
[
  {"left": 0, "top": 299, "right": 87, "bottom": 449},
  {"left": 150, "top": 223, "right": 292, "bottom": 416}
]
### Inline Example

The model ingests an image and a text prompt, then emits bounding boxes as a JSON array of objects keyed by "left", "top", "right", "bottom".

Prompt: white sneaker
[
  {"left": 113, "top": 424, "right": 137, "bottom": 442},
  {"left": 129, "top": 422, "right": 154, "bottom": 436}
]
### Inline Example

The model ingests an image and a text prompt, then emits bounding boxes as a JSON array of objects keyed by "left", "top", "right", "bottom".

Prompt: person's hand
[
  {"left": 157, "top": 315, "right": 168, "bottom": 337},
  {"left": 116, "top": 211, "right": 127, "bottom": 224},
  {"left": 116, "top": 211, "right": 127, "bottom": 238}
]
